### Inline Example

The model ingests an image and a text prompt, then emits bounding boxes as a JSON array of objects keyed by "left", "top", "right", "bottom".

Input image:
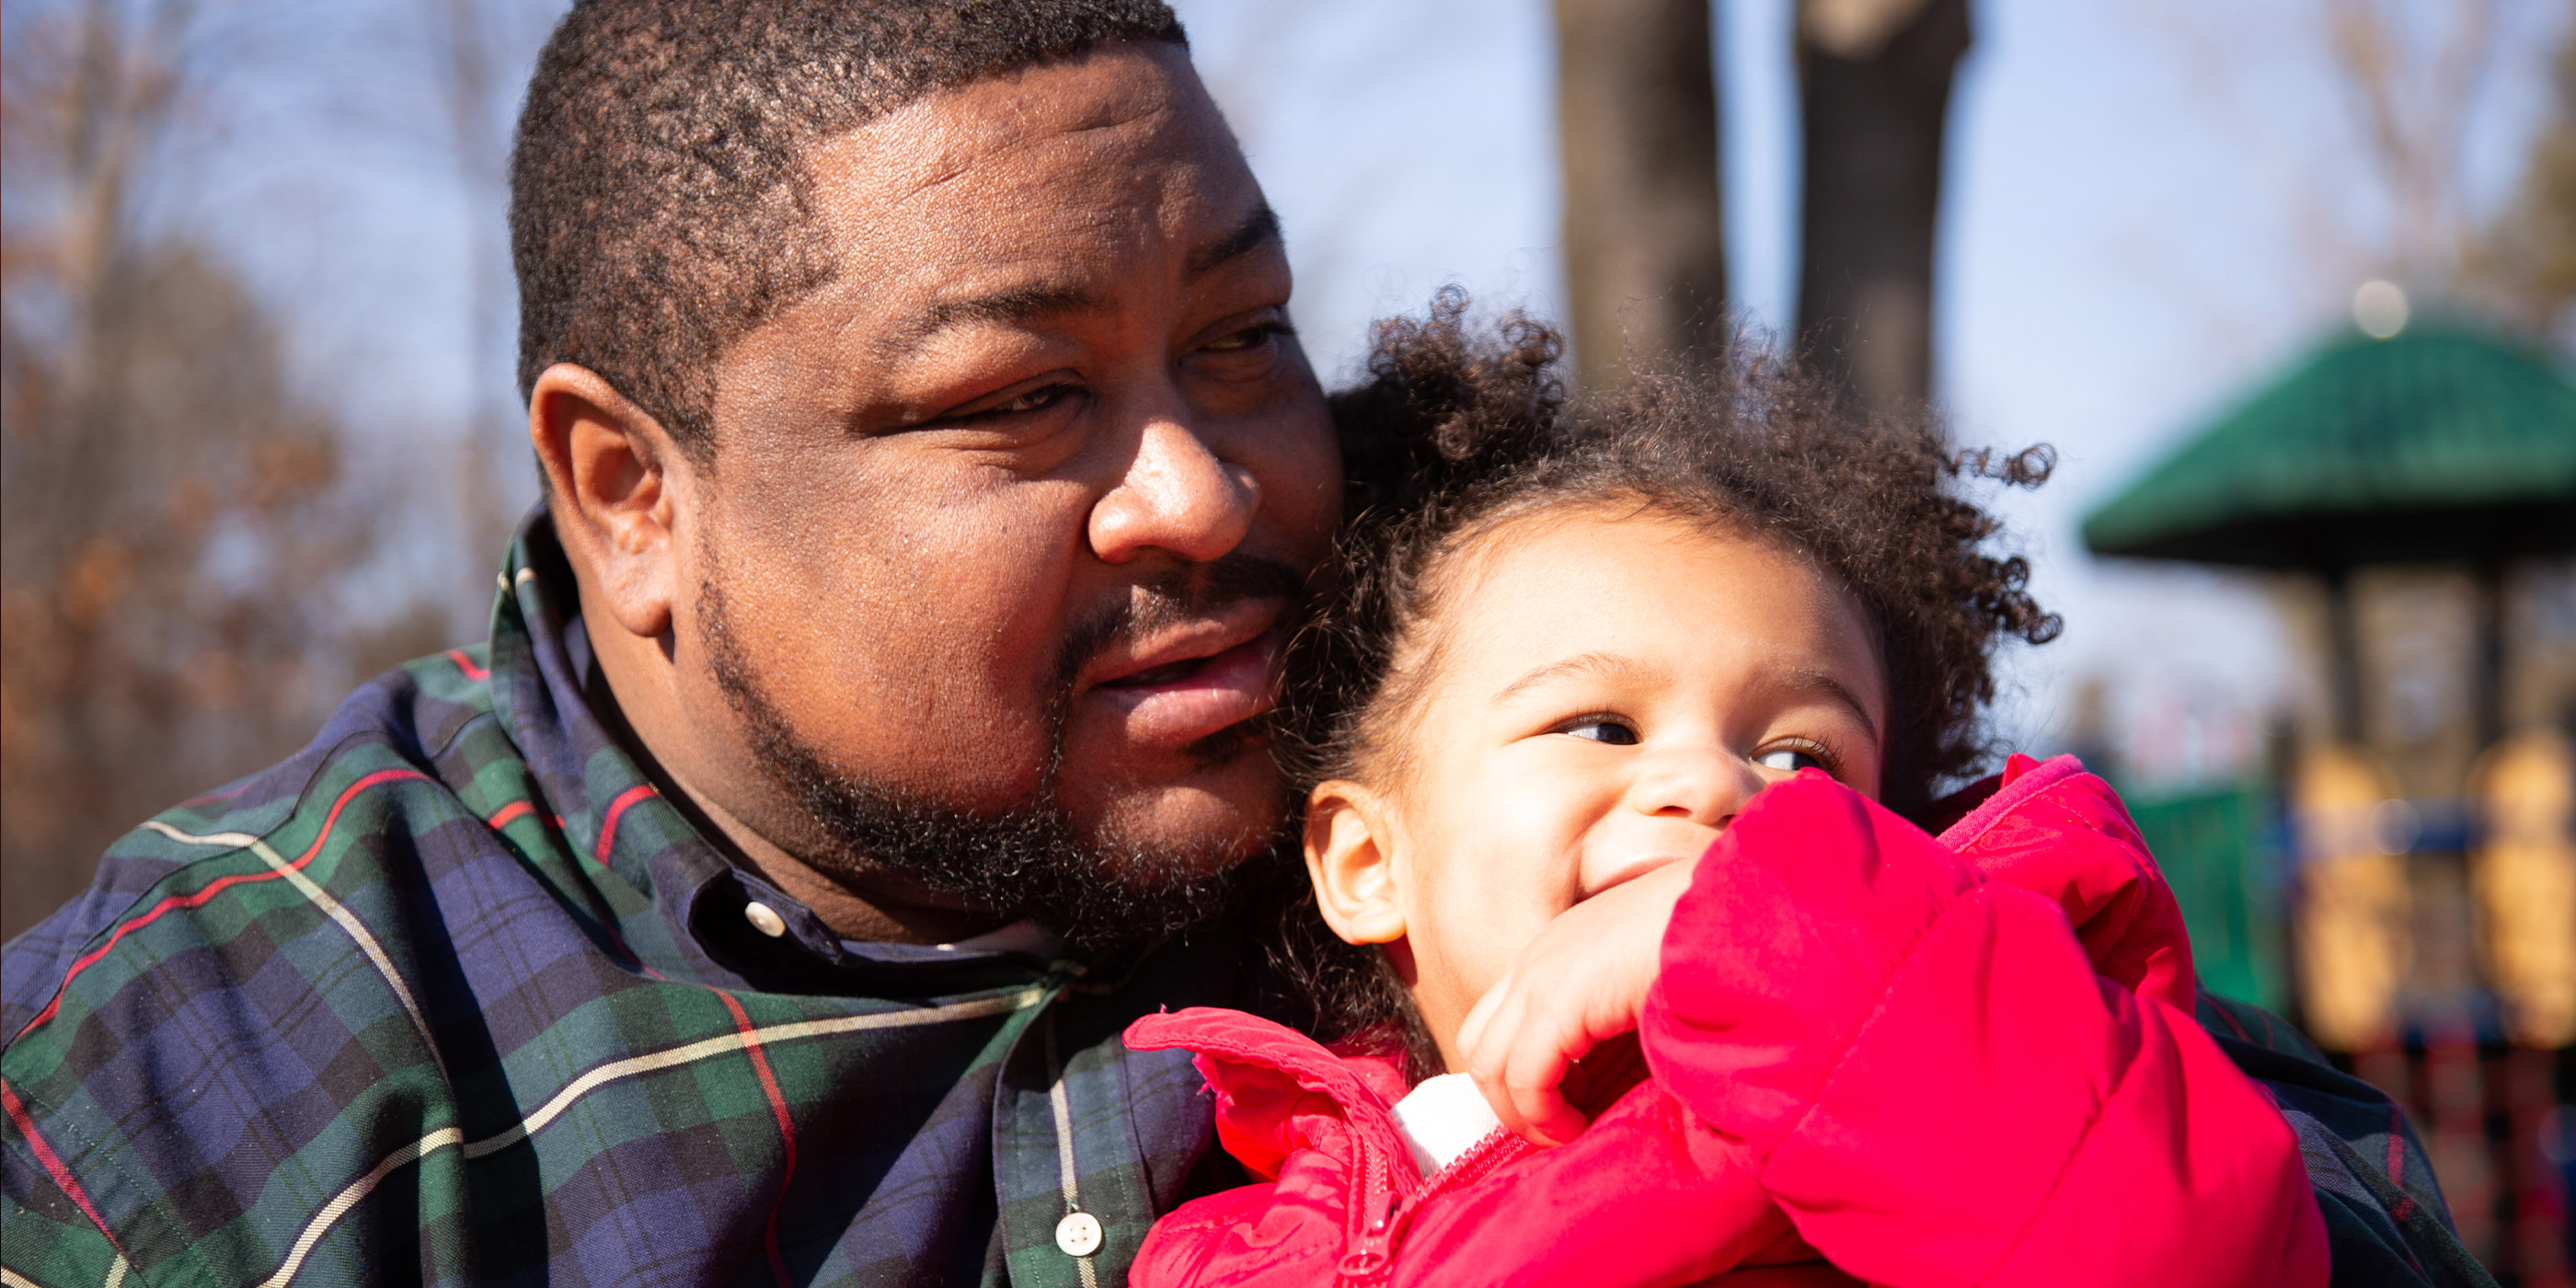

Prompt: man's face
[{"left": 676, "top": 44, "right": 1339, "bottom": 906}]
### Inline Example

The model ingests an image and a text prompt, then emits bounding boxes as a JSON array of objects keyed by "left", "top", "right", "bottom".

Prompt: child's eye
[
  {"left": 1558, "top": 717, "right": 1640, "bottom": 746},
  {"left": 1754, "top": 745, "right": 1827, "bottom": 773}
]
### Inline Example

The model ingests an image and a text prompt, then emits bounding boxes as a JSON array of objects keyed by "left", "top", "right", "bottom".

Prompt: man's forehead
[
  {"left": 790, "top": 48, "right": 1264, "bottom": 315},
  {"left": 859, "top": 203, "right": 1278, "bottom": 358},
  {"left": 709, "top": 43, "right": 1281, "bottom": 410},
  {"left": 803, "top": 43, "right": 1231, "bottom": 230}
]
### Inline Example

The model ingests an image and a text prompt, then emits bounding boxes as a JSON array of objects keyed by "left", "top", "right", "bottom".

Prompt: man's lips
[{"left": 1082, "top": 605, "right": 1286, "bottom": 749}]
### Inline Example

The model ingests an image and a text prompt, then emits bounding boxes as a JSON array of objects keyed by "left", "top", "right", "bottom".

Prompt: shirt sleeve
[
  {"left": 2194, "top": 991, "right": 2501, "bottom": 1288},
  {"left": 2, "top": 1115, "right": 133, "bottom": 1284}
]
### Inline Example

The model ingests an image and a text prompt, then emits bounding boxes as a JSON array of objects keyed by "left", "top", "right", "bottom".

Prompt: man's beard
[{"left": 698, "top": 556, "right": 1307, "bottom": 963}]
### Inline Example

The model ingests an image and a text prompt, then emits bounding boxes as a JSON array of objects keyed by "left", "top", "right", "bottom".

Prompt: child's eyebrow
[
  {"left": 1760, "top": 665, "right": 1883, "bottom": 743},
  {"left": 1491, "top": 650, "right": 1660, "bottom": 703}
]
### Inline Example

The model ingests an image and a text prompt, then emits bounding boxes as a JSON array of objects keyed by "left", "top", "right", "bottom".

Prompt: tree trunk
[
  {"left": 1554, "top": 0, "right": 1726, "bottom": 388},
  {"left": 1794, "top": 0, "right": 1970, "bottom": 411}
]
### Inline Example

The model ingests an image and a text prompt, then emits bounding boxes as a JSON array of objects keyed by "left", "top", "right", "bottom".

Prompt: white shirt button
[
  {"left": 1054, "top": 1211, "right": 1102, "bottom": 1257},
  {"left": 743, "top": 902, "right": 787, "bottom": 938}
]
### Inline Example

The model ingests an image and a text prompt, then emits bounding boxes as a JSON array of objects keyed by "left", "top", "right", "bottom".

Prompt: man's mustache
[{"left": 1050, "top": 554, "right": 1312, "bottom": 699}]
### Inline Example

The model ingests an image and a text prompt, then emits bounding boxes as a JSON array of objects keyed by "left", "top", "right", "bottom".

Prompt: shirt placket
[{"left": 993, "top": 983, "right": 1156, "bottom": 1288}]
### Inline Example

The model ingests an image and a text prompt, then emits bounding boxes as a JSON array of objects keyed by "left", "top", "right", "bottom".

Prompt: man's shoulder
[
  {"left": 0, "top": 647, "right": 511, "bottom": 1039},
  {"left": 0, "top": 647, "right": 552, "bottom": 1282},
  {"left": 2194, "top": 992, "right": 2501, "bottom": 1287}
]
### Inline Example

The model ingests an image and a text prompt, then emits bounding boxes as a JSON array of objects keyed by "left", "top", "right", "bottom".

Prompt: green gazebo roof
[{"left": 2080, "top": 325, "right": 2576, "bottom": 569}]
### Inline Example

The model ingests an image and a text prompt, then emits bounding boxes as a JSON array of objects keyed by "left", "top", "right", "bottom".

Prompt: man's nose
[
  {"left": 1089, "top": 415, "right": 1262, "bottom": 565},
  {"left": 1631, "top": 744, "right": 1765, "bottom": 828}
]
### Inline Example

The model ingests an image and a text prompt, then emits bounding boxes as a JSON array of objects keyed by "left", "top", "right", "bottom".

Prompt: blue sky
[{"left": 98, "top": 0, "right": 2566, "bottom": 782}]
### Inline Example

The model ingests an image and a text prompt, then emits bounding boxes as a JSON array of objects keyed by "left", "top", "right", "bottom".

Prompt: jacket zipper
[
  {"left": 1334, "top": 1126, "right": 1526, "bottom": 1285},
  {"left": 1336, "top": 1135, "right": 1398, "bottom": 1284},
  {"left": 1418, "top": 1127, "right": 1521, "bottom": 1195}
]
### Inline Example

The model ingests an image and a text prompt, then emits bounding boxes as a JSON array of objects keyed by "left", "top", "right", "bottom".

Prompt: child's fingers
[
  {"left": 1455, "top": 977, "right": 1506, "bottom": 1064},
  {"left": 1464, "top": 972, "right": 1593, "bottom": 1146},
  {"left": 1495, "top": 1034, "right": 1588, "bottom": 1145},
  {"left": 1461, "top": 974, "right": 1536, "bottom": 1134},
  {"left": 1460, "top": 862, "right": 1693, "bottom": 1146}
]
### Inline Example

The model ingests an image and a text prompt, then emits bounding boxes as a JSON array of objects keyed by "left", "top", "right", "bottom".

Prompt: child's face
[{"left": 1305, "top": 507, "right": 1888, "bottom": 1067}]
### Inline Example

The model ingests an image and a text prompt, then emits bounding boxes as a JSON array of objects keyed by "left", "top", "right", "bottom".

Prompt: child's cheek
[{"left": 1472, "top": 763, "right": 1604, "bottom": 921}]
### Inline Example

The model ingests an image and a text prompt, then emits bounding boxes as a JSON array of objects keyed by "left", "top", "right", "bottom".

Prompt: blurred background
[{"left": 3, "top": 0, "right": 2571, "bottom": 1276}]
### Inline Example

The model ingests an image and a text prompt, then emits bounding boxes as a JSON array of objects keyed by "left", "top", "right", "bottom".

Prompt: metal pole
[
  {"left": 2471, "top": 562, "right": 2505, "bottom": 753},
  {"left": 2326, "top": 569, "right": 2363, "bottom": 745}
]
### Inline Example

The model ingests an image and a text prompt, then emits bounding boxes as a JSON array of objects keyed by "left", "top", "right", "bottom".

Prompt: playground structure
[{"left": 2082, "top": 319, "right": 2576, "bottom": 1282}]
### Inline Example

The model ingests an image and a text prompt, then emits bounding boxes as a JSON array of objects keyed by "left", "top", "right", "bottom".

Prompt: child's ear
[{"left": 1305, "top": 781, "right": 1407, "bottom": 946}]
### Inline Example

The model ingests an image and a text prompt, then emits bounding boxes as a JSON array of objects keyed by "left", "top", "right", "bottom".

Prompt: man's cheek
[
  {"left": 724, "top": 572, "right": 1058, "bottom": 800},
  {"left": 1243, "top": 430, "right": 1340, "bottom": 543},
  {"left": 854, "top": 637, "right": 1063, "bottom": 800}
]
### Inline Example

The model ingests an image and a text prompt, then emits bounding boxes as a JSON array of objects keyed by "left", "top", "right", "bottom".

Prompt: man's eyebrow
[
  {"left": 1185, "top": 203, "right": 1282, "bottom": 281},
  {"left": 876, "top": 282, "right": 1098, "bottom": 361},
  {"left": 1492, "top": 651, "right": 1659, "bottom": 704},
  {"left": 874, "top": 206, "right": 1279, "bottom": 361}
]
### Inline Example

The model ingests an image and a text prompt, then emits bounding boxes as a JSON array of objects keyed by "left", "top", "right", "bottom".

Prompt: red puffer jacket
[{"left": 1125, "top": 755, "right": 2330, "bottom": 1287}]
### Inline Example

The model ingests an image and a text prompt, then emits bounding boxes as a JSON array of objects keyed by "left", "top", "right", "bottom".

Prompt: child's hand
[{"left": 1455, "top": 857, "right": 1697, "bottom": 1146}]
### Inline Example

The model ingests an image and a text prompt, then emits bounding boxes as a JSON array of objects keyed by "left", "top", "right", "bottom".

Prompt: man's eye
[
  {"left": 984, "top": 384, "right": 1072, "bottom": 416},
  {"left": 1559, "top": 718, "right": 1639, "bottom": 746},
  {"left": 1201, "top": 321, "right": 1289, "bottom": 353},
  {"left": 1754, "top": 746, "right": 1826, "bottom": 772}
]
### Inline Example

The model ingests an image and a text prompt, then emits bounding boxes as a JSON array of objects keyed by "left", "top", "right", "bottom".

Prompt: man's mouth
[
  {"left": 1113, "top": 655, "right": 1222, "bottom": 687},
  {"left": 1083, "top": 606, "right": 1286, "bottom": 750}
]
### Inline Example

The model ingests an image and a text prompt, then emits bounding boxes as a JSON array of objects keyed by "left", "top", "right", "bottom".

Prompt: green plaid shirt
[{"left": 3, "top": 512, "right": 1250, "bottom": 1286}]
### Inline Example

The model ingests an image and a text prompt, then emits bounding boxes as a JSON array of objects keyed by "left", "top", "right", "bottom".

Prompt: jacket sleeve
[{"left": 1639, "top": 772, "right": 2329, "bottom": 1288}]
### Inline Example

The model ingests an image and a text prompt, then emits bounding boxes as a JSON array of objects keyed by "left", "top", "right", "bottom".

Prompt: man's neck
[{"left": 658, "top": 771, "right": 1006, "bottom": 946}]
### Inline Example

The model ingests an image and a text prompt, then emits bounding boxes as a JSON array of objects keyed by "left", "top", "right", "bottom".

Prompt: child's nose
[{"left": 1633, "top": 747, "right": 1765, "bottom": 828}]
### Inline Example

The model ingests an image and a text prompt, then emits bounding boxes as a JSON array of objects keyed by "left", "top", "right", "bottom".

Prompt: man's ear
[
  {"left": 529, "top": 362, "right": 688, "bottom": 640},
  {"left": 1305, "top": 781, "right": 1407, "bottom": 946}
]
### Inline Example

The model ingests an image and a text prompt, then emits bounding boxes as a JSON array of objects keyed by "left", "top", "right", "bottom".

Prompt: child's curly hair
[{"left": 1263, "top": 289, "right": 2060, "bottom": 1062}]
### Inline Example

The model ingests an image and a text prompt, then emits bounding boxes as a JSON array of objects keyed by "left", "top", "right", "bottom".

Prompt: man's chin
[
  {"left": 1084, "top": 816, "right": 1276, "bottom": 893},
  {"left": 1060, "top": 704, "right": 1274, "bottom": 789},
  {"left": 788, "top": 769, "right": 1291, "bottom": 963},
  {"left": 927, "top": 818, "right": 1285, "bottom": 966},
  {"left": 1060, "top": 744, "right": 1285, "bottom": 864}
]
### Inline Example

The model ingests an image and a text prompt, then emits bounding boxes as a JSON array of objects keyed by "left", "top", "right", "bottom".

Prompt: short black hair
[{"left": 508, "top": 0, "right": 1188, "bottom": 461}]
